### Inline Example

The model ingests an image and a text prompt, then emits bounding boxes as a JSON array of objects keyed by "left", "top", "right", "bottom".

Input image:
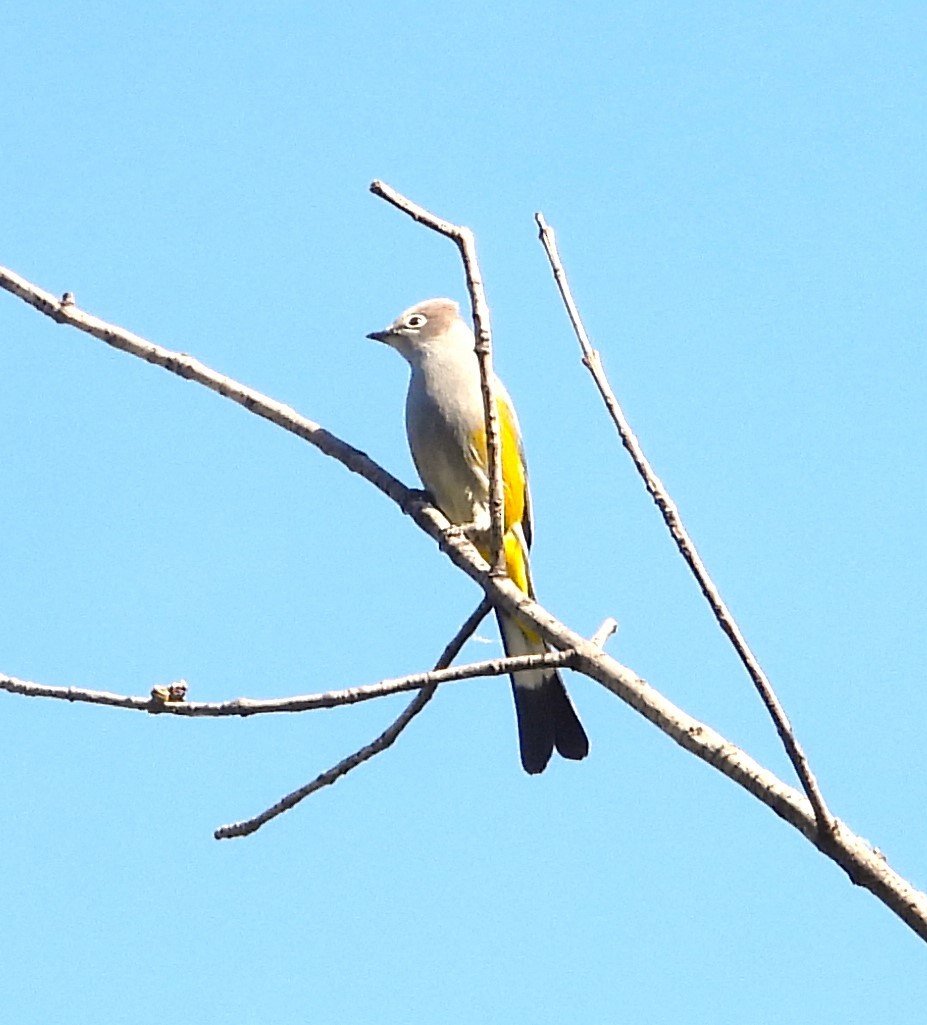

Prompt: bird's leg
[{"left": 400, "top": 487, "right": 436, "bottom": 518}]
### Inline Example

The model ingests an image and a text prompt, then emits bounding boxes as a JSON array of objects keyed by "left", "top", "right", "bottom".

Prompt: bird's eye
[{"left": 405, "top": 313, "right": 427, "bottom": 329}]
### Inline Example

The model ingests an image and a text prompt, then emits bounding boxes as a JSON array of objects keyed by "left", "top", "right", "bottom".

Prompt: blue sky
[{"left": 2, "top": 2, "right": 926, "bottom": 1021}]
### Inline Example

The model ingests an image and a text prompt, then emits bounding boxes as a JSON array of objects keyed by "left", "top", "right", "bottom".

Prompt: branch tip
[{"left": 590, "top": 618, "right": 618, "bottom": 648}]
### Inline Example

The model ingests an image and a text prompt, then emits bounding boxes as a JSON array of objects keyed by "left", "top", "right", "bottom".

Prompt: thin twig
[
  {"left": 534, "top": 212, "right": 834, "bottom": 835},
  {"left": 370, "top": 181, "right": 506, "bottom": 575},
  {"left": 0, "top": 648, "right": 577, "bottom": 717},
  {"left": 214, "top": 599, "right": 492, "bottom": 839}
]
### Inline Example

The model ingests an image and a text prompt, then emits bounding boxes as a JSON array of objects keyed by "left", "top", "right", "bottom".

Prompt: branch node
[{"left": 149, "top": 680, "right": 189, "bottom": 710}]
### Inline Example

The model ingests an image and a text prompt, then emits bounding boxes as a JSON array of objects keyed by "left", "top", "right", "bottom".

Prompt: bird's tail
[
  {"left": 496, "top": 608, "right": 589, "bottom": 775},
  {"left": 484, "top": 523, "right": 588, "bottom": 773}
]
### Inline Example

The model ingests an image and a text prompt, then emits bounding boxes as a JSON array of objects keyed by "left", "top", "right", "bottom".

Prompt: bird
[{"left": 367, "top": 298, "right": 588, "bottom": 773}]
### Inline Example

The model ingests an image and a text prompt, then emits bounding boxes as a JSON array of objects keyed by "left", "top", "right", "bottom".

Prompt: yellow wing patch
[
  {"left": 470, "top": 394, "right": 527, "bottom": 533},
  {"left": 473, "top": 529, "right": 541, "bottom": 646},
  {"left": 470, "top": 395, "right": 541, "bottom": 645},
  {"left": 502, "top": 530, "right": 541, "bottom": 645}
]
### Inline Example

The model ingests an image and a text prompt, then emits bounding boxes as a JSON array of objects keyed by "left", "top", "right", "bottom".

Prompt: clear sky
[{"left": 2, "top": 2, "right": 926, "bottom": 1022}]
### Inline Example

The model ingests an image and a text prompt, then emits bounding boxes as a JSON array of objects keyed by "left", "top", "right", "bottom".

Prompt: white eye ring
[{"left": 405, "top": 313, "right": 427, "bottom": 329}]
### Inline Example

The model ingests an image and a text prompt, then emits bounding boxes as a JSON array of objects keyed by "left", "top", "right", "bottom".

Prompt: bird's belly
[{"left": 407, "top": 412, "right": 485, "bottom": 526}]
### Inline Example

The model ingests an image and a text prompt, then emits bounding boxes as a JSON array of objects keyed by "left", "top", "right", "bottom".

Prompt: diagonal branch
[
  {"left": 533, "top": 211, "right": 833, "bottom": 835},
  {"left": 369, "top": 181, "right": 506, "bottom": 576},
  {"left": 213, "top": 598, "right": 492, "bottom": 839},
  {"left": 0, "top": 264, "right": 419, "bottom": 508}
]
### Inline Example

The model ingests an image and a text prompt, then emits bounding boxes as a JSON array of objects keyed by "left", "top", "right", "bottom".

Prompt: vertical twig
[
  {"left": 370, "top": 181, "right": 506, "bottom": 575},
  {"left": 534, "top": 212, "right": 834, "bottom": 835}
]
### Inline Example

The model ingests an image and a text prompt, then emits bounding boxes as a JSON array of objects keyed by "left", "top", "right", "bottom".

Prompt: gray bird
[{"left": 368, "top": 298, "right": 588, "bottom": 772}]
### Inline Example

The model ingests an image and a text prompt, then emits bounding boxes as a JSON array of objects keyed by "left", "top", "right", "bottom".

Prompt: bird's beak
[{"left": 366, "top": 329, "right": 390, "bottom": 342}]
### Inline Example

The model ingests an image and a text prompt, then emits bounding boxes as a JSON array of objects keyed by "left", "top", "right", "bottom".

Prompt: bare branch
[
  {"left": 0, "top": 675, "right": 173, "bottom": 711},
  {"left": 0, "top": 264, "right": 416, "bottom": 513},
  {"left": 4, "top": 261, "right": 927, "bottom": 940},
  {"left": 533, "top": 213, "right": 834, "bottom": 835},
  {"left": 0, "top": 648, "right": 577, "bottom": 717},
  {"left": 370, "top": 181, "right": 506, "bottom": 575},
  {"left": 214, "top": 599, "right": 492, "bottom": 839}
]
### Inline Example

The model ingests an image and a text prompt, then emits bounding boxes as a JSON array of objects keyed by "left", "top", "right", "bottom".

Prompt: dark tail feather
[
  {"left": 513, "top": 682, "right": 556, "bottom": 774},
  {"left": 497, "top": 609, "right": 589, "bottom": 773},
  {"left": 512, "top": 671, "right": 589, "bottom": 774},
  {"left": 548, "top": 674, "right": 590, "bottom": 762}
]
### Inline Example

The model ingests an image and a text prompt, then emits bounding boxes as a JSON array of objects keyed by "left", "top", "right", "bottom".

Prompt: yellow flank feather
[
  {"left": 471, "top": 397, "right": 542, "bottom": 648},
  {"left": 502, "top": 530, "right": 529, "bottom": 592},
  {"left": 503, "top": 531, "right": 541, "bottom": 645},
  {"left": 470, "top": 395, "right": 526, "bottom": 534},
  {"left": 474, "top": 528, "right": 541, "bottom": 647}
]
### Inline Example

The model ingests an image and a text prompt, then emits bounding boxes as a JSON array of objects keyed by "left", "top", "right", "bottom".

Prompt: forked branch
[{"left": 1, "top": 199, "right": 925, "bottom": 941}]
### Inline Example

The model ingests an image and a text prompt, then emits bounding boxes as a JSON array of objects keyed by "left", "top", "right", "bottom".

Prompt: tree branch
[
  {"left": 3, "top": 255, "right": 926, "bottom": 939},
  {"left": 213, "top": 598, "right": 492, "bottom": 839},
  {"left": 533, "top": 212, "right": 834, "bottom": 836},
  {"left": 0, "top": 648, "right": 578, "bottom": 717}
]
